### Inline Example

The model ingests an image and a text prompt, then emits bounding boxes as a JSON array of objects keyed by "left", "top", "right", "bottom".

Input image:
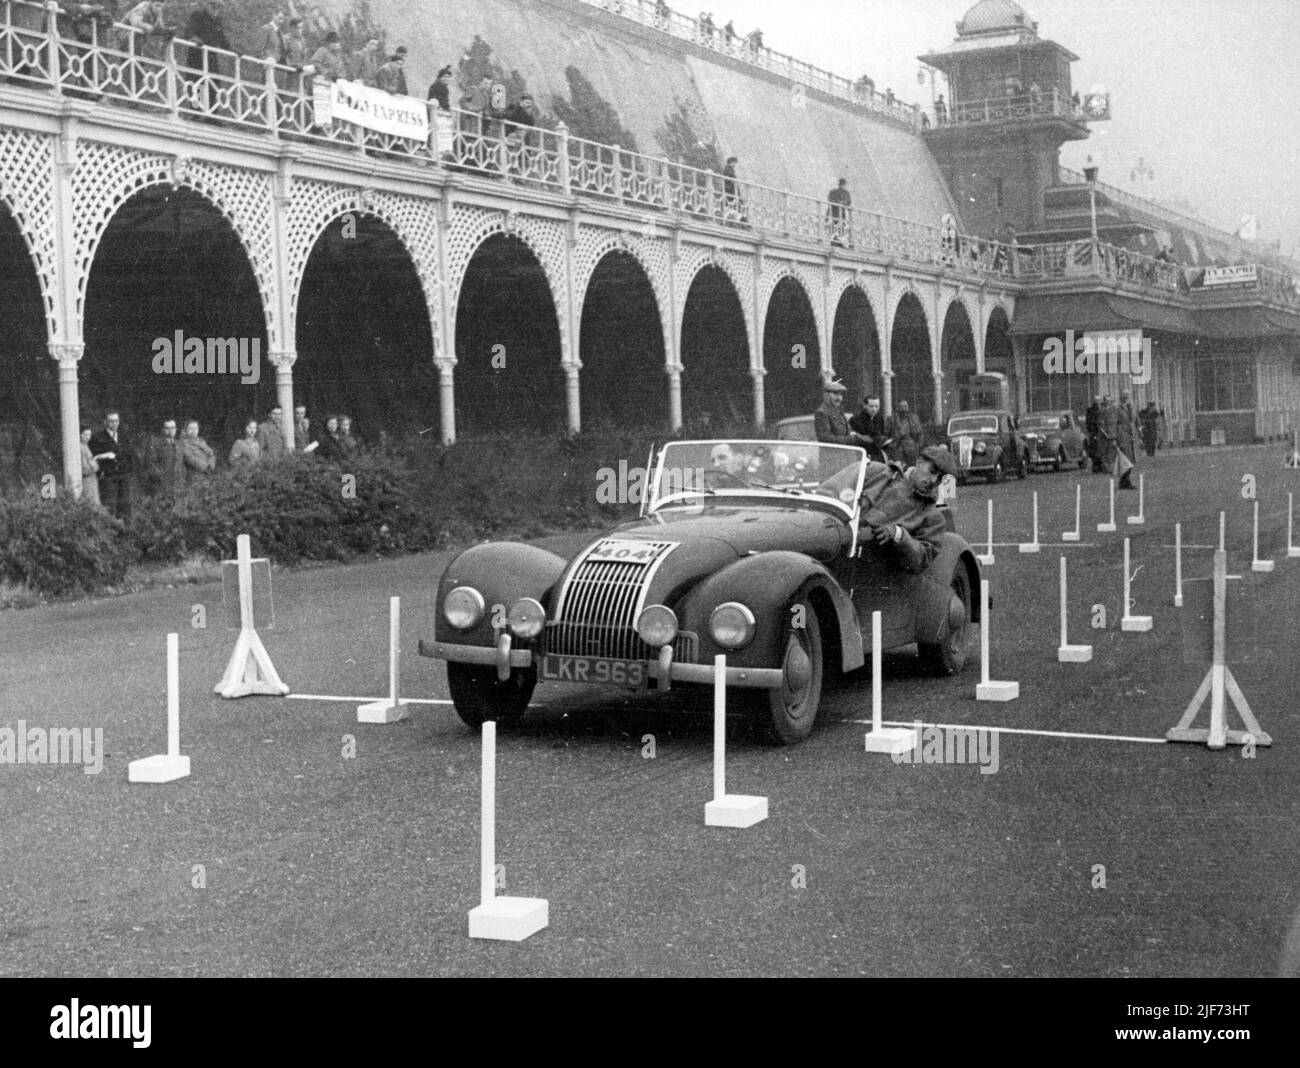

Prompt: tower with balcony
[{"left": 919, "top": 0, "right": 1107, "bottom": 240}]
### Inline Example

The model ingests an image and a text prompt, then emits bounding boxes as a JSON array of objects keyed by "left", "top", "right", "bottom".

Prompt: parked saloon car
[
  {"left": 946, "top": 409, "right": 1028, "bottom": 483},
  {"left": 1017, "top": 410, "right": 1088, "bottom": 472},
  {"left": 421, "top": 440, "right": 981, "bottom": 745}
]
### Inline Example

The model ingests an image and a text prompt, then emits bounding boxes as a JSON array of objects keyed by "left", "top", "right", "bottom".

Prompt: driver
[
  {"left": 709, "top": 442, "right": 748, "bottom": 476},
  {"left": 858, "top": 445, "right": 959, "bottom": 574}
]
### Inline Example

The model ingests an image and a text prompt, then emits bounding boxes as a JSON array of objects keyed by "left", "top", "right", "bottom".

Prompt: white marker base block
[
  {"left": 356, "top": 698, "right": 413, "bottom": 723},
  {"left": 1289, "top": 547, "right": 1300, "bottom": 558},
  {"left": 1062, "top": 532, "right": 1081, "bottom": 543},
  {"left": 976, "top": 553, "right": 994, "bottom": 566},
  {"left": 1057, "top": 644, "right": 1093, "bottom": 663},
  {"left": 128, "top": 754, "right": 190, "bottom": 783},
  {"left": 1018, "top": 542, "right": 1040, "bottom": 554},
  {"left": 864, "top": 727, "right": 916, "bottom": 754},
  {"left": 1126, "top": 516, "right": 1145, "bottom": 525},
  {"left": 1096, "top": 522, "right": 1116, "bottom": 533},
  {"left": 1166, "top": 727, "right": 1272, "bottom": 748},
  {"left": 705, "top": 794, "right": 768, "bottom": 828},
  {"left": 1174, "top": 594, "right": 1184, "bottom": 607},
  {"left": 976, "top": 680, "right": 1019, "bottom": 701},
  {"left": 468, "top": 896, "right": 548, "bottom": 941},
  {"left": 1121, "top": 615, "right": 1153, "bottom": 632},
  {"left": 1251, "top": 560, "right": 1275, "bottom": 573}
]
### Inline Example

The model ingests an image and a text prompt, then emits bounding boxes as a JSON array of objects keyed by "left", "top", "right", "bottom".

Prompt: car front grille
[{"left": 545, "top": 540, "right": 695, "bottom": 662}]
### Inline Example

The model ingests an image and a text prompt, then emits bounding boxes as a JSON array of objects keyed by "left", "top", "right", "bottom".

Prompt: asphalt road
[{"left": 1, "top": 444, "right": 1298, "bottom": 977}]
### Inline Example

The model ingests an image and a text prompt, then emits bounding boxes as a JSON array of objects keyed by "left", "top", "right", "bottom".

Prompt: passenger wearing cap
[
  {"left": 856, "top": 445, "right": 958, "bottom": 574},
  {"left": 814, "top": 378, "right": 874, "bottom": 449}
]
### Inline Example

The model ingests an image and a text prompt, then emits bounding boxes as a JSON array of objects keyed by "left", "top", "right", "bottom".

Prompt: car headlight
[
  {"left": 973, "top": 441, "right": 987, "bottom": 454},
  {"left": 443, "top": 586, "right": 485, "bottom": 630},
  {"left": 636, "top": 604, "right": 678, "bottom": 647},
  {"left": 709, "top": 602, "right": 756, "bottom": 650},
  {"left": 507, "top": 597, "right": 546, "bottom": 639}
]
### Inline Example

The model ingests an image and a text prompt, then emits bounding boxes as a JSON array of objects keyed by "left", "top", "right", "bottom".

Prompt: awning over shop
[
  {"left": 1193, "top": 305, "right": 1300, "bottom": 338},
  {"left": 1009, "top": 292, "right": 1201, "bottom": 336}
]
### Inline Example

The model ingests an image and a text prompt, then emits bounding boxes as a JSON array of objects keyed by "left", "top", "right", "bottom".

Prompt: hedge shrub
[{"left": 0, "top": 495, "right": 135, "bottom": 595}]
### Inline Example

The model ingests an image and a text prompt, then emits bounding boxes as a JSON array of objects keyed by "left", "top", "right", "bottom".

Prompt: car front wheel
[
  {"left": 447, "top": 661, "right": 536, "bottom": 729},
  {"left": 918, "top": 568, "right": 973, "bottom": 676},
  {"left": 755, "top": 597, "right": 823, "bottom": 745}
]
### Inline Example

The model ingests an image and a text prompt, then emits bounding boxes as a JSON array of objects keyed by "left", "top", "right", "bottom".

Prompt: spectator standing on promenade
[
  {"left": 315, "top": 415, "right": 343, "bottom": 461},
  {"left": 282, "top": 16, "right": 307, "bottom": 69},
  {"left": 427, "top": 64, "right": 453, "bottom": 110},
  {"left": 745, "top": 27, "right": 763, "bottom": 54},
  {"left": 1096, "top": 395, "right": 1118, "bottom": 476},
  {"left": 229, "top": 420, "right": 261, "bottom": 468},
  {"left": 814, "top": 380, "right": 872, "bottom": 449},
  {"left": 698, "top": 12, "right": 715, "bottom": 44},
  {"left": 294, "top": 405, "right": 310, "bottom": 448},
  {"left": 180, "top": 419, "right": 216, "bottom": 481},
  {"left": 253, "top": 9, "right": 286, "bottom": 65},
  {"left": 114, "top": 1, "right": 172, "bottom": 59},
  {"left": 144, "top": 418, "right": 185, "bottom": 497},
  {"left": 89, "top": 412, "right": 132, "bottom": 520},
  {"left": 888, "top": 400, "right": 923, "bottom": 467},
  {"left": 376, "top": 47, "right": 408, "bottom": 95},
  {"left": 79, "top": 427, "right": 103, "bottom": 509},
  {"left": 720, "top": 156, "right": 743, "bottom": 221},
  {"left": 307, "top": 31, "right": 345, "bottom": 86},
  {"left": 827, "top": 177, "right": 852, "bottom": 246},
  {"left": 502, "top": 92, "right": 540, "bottom": 146},
  {"left": 935, "top": 93, "right": 947, "bottom": 123},
  {"left": 257, "top": 405, "right": 287, "bottom": 462},
  {"left": 184, "top": 0, "right": 231, "bottom": 74},
  {"left": 885, "top": 87, "right": 895, "bottom": 107},
  {"left": 351, "top": 35, "right": 382, "bottom": 87}
]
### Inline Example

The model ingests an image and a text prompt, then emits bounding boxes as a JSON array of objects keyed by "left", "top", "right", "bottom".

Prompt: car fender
[
  {"left": 913, "top": 535, "right": 982, "bottom": 646},
  {"left": 674, "top": 550, "right": 864, "bottom": 672},
  {"left": 433, "top": 542, "right": 568, "bottom": 647}
]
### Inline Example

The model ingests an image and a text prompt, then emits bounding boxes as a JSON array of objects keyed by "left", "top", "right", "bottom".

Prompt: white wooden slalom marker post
[
  {"left": 1018, "top": 491, "right": 1041, "bottom": 553},
  {"left": 1173, "top": 523, "right": 1184, "bottom": 607},
  {"left": 129, "top": 633, "right": 191, "bottom": 783},
  {"left": 1286, "top": 428, "right": 1300, "bottom": 468},
  {"left": 1219, "top": 510, "right": 1226, "bottom": 552},
  {"left": 977, "top": 498, "right": 994, "bottom": 566},
  {"left": 1062, "top": 483, "right": 1082, "bottom": 542},
  {"left": 358, "top": 597, "right": 410, "bottom": 723},
  {"left": 1166, "top": 549, "right": 1272, "bottom": 750},
  {"left": 1126, "top": 472, "right": 1146, "bottom": 525},
  {"left": 1097, "top": 478, "right": 1116, "bottom": 532},
  {"left": 1057, "top": 556, "right": 1092, "bottom": 663},
  {"left": 704, "top": 654, "right": 767, "bottom": 827},
  {"left": 1120, "top": 537, "right": 1153, "bottom": 632},
  {"left": 864, "top": 611, "right": 917, "bottom": 754},
  {"left": 468, "top": 719, "right": 548, "bottom": 941},
  {"left": 1251, "top": 500, "right": 1274, "bottom": 572},
  {"left": 214, "top": 534, "right": 288, "bottom": 698},
  {"left": 1289, "top": 494, "right": 1300, "bottom": 558},
  {"left": 975, "top": 579, "right": 1018, "bottom": 701}
]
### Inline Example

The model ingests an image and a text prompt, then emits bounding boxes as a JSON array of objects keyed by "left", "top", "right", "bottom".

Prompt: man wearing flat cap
[
  {"left": 857, "top": 445, "right": 957, "bottom": 573},
  {"left": 814, "top": 378, "right": 874, "bottom": 449}
]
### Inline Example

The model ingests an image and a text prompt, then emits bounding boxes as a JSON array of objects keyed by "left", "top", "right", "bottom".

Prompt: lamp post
[{"left": 1083, "top": 156, "right": 1099, "bottom": 255}]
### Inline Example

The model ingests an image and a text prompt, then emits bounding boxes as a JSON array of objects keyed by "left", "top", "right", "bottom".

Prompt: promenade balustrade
[{"left": 0, "top": 0, "right": 1012, "bottom": 280}]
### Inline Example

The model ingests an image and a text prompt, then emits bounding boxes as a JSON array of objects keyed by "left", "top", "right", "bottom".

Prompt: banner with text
[
  {"left": 324, "top": 79, "right": 429, "bottom": 140},
  {"left": 1200, "top": 264, "right": 1258, "bottom": 287}
]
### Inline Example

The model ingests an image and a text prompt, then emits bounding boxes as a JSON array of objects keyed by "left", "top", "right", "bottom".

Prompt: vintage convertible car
[
  {"left": 420, "top": 440, "right": 982, "bottom": 745},
  {"left": 946, "top": 409, "right": 1029, "bottom": 483},
  {"left": 1017, "top": 410, "right": 1089, "bottom": 472}
]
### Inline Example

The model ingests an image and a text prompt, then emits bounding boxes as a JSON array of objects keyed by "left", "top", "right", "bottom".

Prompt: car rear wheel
[
  {"left": 918, "top": 568, "right": 973, "bottom": 676},
  {"left": 755, "top": 598, "right": 823, "bottom": 745},
  {"left": 447, "top": 662, "right": 536, "bottom": 729}
]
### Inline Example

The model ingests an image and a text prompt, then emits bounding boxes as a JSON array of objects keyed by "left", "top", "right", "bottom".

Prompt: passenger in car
[{"left": 858, "top": 446, "right": 958, "bottom": 573}]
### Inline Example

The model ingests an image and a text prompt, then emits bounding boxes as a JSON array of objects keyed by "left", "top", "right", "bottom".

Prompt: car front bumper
[{"left": 420, "top": 637, "right": 784, "bottom": 689}]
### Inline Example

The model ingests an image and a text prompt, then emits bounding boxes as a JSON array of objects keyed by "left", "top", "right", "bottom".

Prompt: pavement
[{"left": 0, "top": 443, "right": 1298, "bottom": 977}]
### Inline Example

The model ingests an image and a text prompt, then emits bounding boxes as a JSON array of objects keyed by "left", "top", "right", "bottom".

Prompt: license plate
[
  {"left": 540, "top": 654, "right": 647, "bottom": 689},
  {"left": 585, "top": 539, "right": 662, "bottom": 564}
]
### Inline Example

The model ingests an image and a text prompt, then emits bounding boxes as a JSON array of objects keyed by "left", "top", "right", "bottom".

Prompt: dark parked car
[
  {"left": 1018, "top": 410, "right": 1088, "bottom": 471},
  {"left": 421, "top": 440, "right": 982, "bottom": 745},
  {"left": 946, "top": 409, "right": 1029, "bottom": 483}
]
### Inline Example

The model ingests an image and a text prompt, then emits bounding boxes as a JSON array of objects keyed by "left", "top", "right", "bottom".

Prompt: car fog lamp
[
  {"left": 506, "top": 597, "right": 546, "bottom": 639},
  {"left": 636, "top": 604, "right": 678, "bottom": 647},
  {"left": 443, "top": 586, "right": 486, "bottom": 630},
  {"left": 709, "top": 602, "right": 756, "bottom": 650},
  {"left": 973, "top": 441, "right": 987, "bottom": 454}
]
